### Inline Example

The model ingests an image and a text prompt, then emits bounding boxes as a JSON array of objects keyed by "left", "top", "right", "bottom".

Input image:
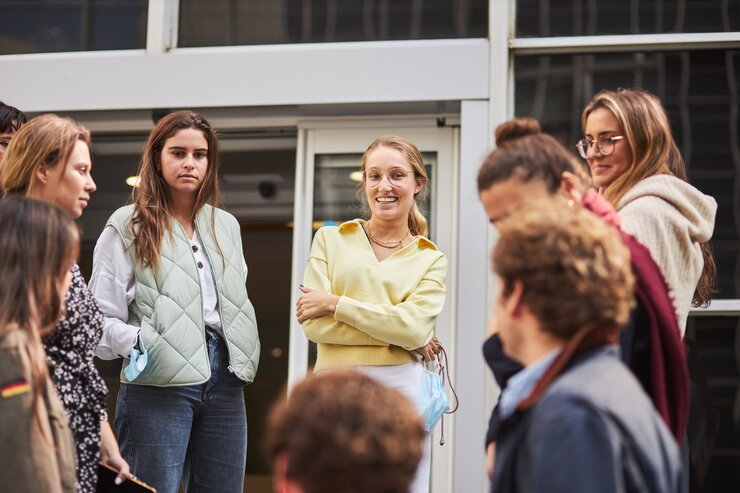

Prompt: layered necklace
[{"left": 364, "top": 221, "right": 411, "bottom": 249}]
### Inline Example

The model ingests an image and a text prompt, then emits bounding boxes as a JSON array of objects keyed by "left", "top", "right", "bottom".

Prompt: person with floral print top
[{"left": 0, "top": 114, "right": 130, "bottom": 492}]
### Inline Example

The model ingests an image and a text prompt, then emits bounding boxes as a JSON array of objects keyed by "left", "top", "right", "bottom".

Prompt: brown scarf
[{"left": 516, "top": 324, "right": 619, "bottom": 412}]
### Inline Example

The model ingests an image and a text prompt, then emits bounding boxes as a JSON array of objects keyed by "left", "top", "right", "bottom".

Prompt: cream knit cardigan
[{"left": 616, "top": 175, "right": 717, "bottom": 336}]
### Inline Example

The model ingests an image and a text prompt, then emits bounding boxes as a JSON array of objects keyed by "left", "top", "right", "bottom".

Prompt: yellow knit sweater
[{"left": 302, "top": 219, "right": 448, "bottom": 372}]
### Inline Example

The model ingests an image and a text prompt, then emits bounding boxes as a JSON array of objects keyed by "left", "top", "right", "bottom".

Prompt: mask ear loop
[{"left": 437, "top": 345, "right": 459, "bottom": 445}]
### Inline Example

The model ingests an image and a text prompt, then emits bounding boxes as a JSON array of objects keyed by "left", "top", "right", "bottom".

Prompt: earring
[{"left": 567, "top": 199, "right": 575, "bottom": 207}]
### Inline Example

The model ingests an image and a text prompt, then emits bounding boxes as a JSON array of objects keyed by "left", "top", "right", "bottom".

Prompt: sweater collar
[{"left": 337, "top": 219, "right": 438, "bottom": 250}]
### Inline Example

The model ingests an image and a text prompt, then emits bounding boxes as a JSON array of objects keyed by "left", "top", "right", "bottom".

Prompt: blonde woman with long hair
[
  {"left": 580, "top": 89, "right": 717, "bottom": 335},
  {"left": 296, "top": 135, "right": 447, "bottom": 493},
  {"left": 0, "top": 196, "right": 79, "bottom": 493},
  {"left": 1, "top": 114, "right": 130, "bottom": 491}
]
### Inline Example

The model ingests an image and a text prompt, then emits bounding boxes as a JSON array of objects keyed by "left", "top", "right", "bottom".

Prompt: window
[
  {"left": 516, "top": 0, "right": 740, "bottom": 37},
  {"left": 178, "top": 0, "right": 488, "bottom": 47},
  {"left": 0, "top": 0, "right": 147, "bottom": 55},
  {"left": 513, "top": 45, "right": 740, "bottom": 489},
  {"left": 515, "top": 49, "right": 740, "bottom": 299}
]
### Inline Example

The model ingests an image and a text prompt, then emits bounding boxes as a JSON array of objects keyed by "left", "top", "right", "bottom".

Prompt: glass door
[{"left": 288, "top": 122, "right": 458, "bottom": 492}]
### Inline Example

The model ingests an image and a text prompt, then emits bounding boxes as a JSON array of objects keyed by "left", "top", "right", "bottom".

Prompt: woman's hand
[
  {"left": 99, "top": 420, "right": 132, "bottom": 485},
  {"left": 415, "top": 336, "right": 441, "bottom": 362},
  {"left": 296, "top": 285, "right": 340, "bottom": 324}
]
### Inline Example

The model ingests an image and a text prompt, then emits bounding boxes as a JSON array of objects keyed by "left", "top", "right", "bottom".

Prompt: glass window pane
[
  {"left": 179, "top": 0, "right": 488, "bottom": 47},
  {"left": 0, "top": 0, "right": 147, "bottom": 55},
  {"left": 685, "top": 316, "right": 740, "bottom": 490},
  {"left": 514, "top": 49, "right": 740, "bottom": 299},
  {"left": 516, "top": 0, "right": 740, "bottom": 37}
]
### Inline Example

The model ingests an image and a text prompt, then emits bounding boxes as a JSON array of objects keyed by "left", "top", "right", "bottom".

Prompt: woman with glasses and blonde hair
[
  {"left": 0, "top": 196, "right": 79, "bottom": 493},
  {"left": 579, "top": 88, "right": 717, "bottom": 335},
  {"left": 0, "top": 114, "right": 130, "bottom": 491},
  {"left": 296, "top": 135, "right": 447, "bottom": 493}
]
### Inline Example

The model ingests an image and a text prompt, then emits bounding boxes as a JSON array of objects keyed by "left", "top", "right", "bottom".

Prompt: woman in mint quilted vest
[{"left": 90, "top": 111, "right": 260, "bottom": 493}]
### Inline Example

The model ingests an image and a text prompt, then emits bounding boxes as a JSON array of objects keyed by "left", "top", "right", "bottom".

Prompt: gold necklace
[{"left": 364, "top": 222, "right": 410, "bottom": 249}]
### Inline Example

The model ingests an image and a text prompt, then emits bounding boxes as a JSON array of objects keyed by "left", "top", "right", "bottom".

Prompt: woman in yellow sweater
[{"left": 297, "top": 135, "right": 447, "bottom": 493}]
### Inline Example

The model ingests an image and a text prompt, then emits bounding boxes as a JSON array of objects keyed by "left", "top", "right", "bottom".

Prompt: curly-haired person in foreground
[
  {"left": 267, "top": 372, "right": 425, "bottom": 493},
  {"left": 489, "top": 199, "right": 683, "bottom": 493}
]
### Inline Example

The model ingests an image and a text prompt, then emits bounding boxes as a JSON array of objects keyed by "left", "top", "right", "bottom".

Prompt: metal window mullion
[
  {"left": 690, "top": 299, "right": 740, "bottom": 317},
  {"left": 146, "top": 0, "right": 179, "bottom": 54},
  {"left": 510, "top": 32, "right": 740, "bottom": 56}
]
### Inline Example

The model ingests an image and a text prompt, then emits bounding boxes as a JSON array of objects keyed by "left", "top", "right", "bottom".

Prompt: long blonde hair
[
  {"left": 360, "top": 136, "right": 429, "bottom": 237},
  {"left": 0, "top": 196, "right": 79, "bottom": 437},
  {"left": 129, "top": 111, "right": 222, "bottom": 271},
  {"left": 582, "top": 88, "right": 716, "bottom": 306},
  {"left": 0, "top": 114, "right": 91, "bottom": 197}
]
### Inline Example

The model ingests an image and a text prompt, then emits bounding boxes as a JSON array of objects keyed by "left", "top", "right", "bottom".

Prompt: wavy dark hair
[{"left": 129, "top": 111, "right": 222, "bottom": 271}]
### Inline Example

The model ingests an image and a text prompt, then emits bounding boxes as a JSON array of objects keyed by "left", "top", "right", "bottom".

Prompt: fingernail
[{"left": 115, "top": 477, "right": 123, "bottom": 485}]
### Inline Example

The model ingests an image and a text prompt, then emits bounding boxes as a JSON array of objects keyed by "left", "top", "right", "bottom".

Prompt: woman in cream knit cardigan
[{"left": 579, "top": 88, "right": 717, "bottom": 336}]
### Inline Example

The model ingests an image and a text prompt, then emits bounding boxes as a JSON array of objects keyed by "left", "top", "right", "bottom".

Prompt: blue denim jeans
[{"left": 114, "top": 330, "right": 247, "bottom": 493}]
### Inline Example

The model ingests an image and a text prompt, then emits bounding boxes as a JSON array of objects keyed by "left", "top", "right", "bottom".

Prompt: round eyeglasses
[
  {"left": 363, "top": 168, "right": 411, "bottom": 187},
  {"left": 576, "top": 135, "right": 624, "bottom": 159}
]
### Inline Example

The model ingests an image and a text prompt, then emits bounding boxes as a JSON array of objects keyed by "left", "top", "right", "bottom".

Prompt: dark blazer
[{"left": 491, "top": 346, "right": 684, "bottom": 493}]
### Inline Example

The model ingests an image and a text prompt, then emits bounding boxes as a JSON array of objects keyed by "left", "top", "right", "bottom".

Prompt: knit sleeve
[
  {"left": 333, "top": 254, "right": 447, "bottom": 350},
  {"left": 301, "top": 229, "right": 388, "bottom": 347},
  {"left": 618, "top": 197, "right": 688, "bottom": 334}
]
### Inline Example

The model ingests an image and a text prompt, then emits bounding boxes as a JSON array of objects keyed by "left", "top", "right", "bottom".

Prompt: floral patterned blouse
[{"left": 44, "top": 264, "right": 109, "bottom": 493}]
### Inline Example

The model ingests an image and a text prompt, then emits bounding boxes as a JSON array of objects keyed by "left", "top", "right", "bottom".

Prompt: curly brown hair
[
  {"left": 493, "top": 199, "right": 634, "bottom": 339},
  {"left": 267, "top": 372, "right": 425, "bottom": 493}
]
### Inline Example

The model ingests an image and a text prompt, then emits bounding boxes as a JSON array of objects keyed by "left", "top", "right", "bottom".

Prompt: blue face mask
[
  {"left": 124, "top": 336, "right": 148, "bottom": 381},
  {"left": 417, "top": 365, "right": 450, "bottom": 432}
]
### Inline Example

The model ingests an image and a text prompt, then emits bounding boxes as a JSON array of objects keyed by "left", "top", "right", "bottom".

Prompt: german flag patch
[{"left": 1, "top": 379, "right": 30, "bottom": 398}]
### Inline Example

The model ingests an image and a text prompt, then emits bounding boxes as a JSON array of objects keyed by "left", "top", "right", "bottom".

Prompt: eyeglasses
[
  {"left": 363, "top": 168, "right": 411, "bottom": 187},
  {"left": 576, "top": 135, "right": 624, "bottom": 159}
]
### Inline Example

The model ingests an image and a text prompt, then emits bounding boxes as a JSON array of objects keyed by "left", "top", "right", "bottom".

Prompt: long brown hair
[
  {"left": 0, "top": 196, "right": 79, "bottom": 436},
  {"left": 582, "top": 88, "right": 716, "bottom": 306},
  {"left": 129, "top": 111, "right": 222, "bottom": 270},
  {"left": 360, "top": 136, "right": 429, "bottom": 237},
  {"left": 0, "top": 114, "right": 91, "bottom": 196}
]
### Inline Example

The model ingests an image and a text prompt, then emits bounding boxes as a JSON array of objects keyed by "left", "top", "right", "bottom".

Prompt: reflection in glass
[
  {"left": 179, "top": 0, "right": 488, "bottom": 47},
  {"left": 0, "top": 0, "right": 147, "bottom": 55},
  {"left": 684, "top": 316, "right": 740, "bottom": 490},
  {"left": 516, "top": 0, "right": 740, "bottom": 37},
  {"left": 514, "top": 50, "right": 740, "bottom": 299}
]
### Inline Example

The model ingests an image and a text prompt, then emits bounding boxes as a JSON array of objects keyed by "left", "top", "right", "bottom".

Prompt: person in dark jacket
[
  {"left": 489, "top": 199, "right": 683, "bottom": 493},
  {"left": 478, "top": 118, "right": 689, "bottom": 479}
]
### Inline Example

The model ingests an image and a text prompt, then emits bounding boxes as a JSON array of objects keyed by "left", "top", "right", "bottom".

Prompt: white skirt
[{"left": 356, "top": 362, "right": 431, "bottom": 493}]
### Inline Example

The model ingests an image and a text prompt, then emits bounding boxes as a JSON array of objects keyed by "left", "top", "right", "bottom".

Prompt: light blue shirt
[{"left": 498, "top": 348, "right": 561, "bottom": 419}]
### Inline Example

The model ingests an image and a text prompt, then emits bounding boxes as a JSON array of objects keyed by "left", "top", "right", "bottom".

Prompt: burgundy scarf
[{"left": 517, "top": 190, "right": 690, "bottom": 441}]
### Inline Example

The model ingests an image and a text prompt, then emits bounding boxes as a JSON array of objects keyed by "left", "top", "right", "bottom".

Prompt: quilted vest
[{"left": 107, "top": 204, "right": 260, "bottom": 387}]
